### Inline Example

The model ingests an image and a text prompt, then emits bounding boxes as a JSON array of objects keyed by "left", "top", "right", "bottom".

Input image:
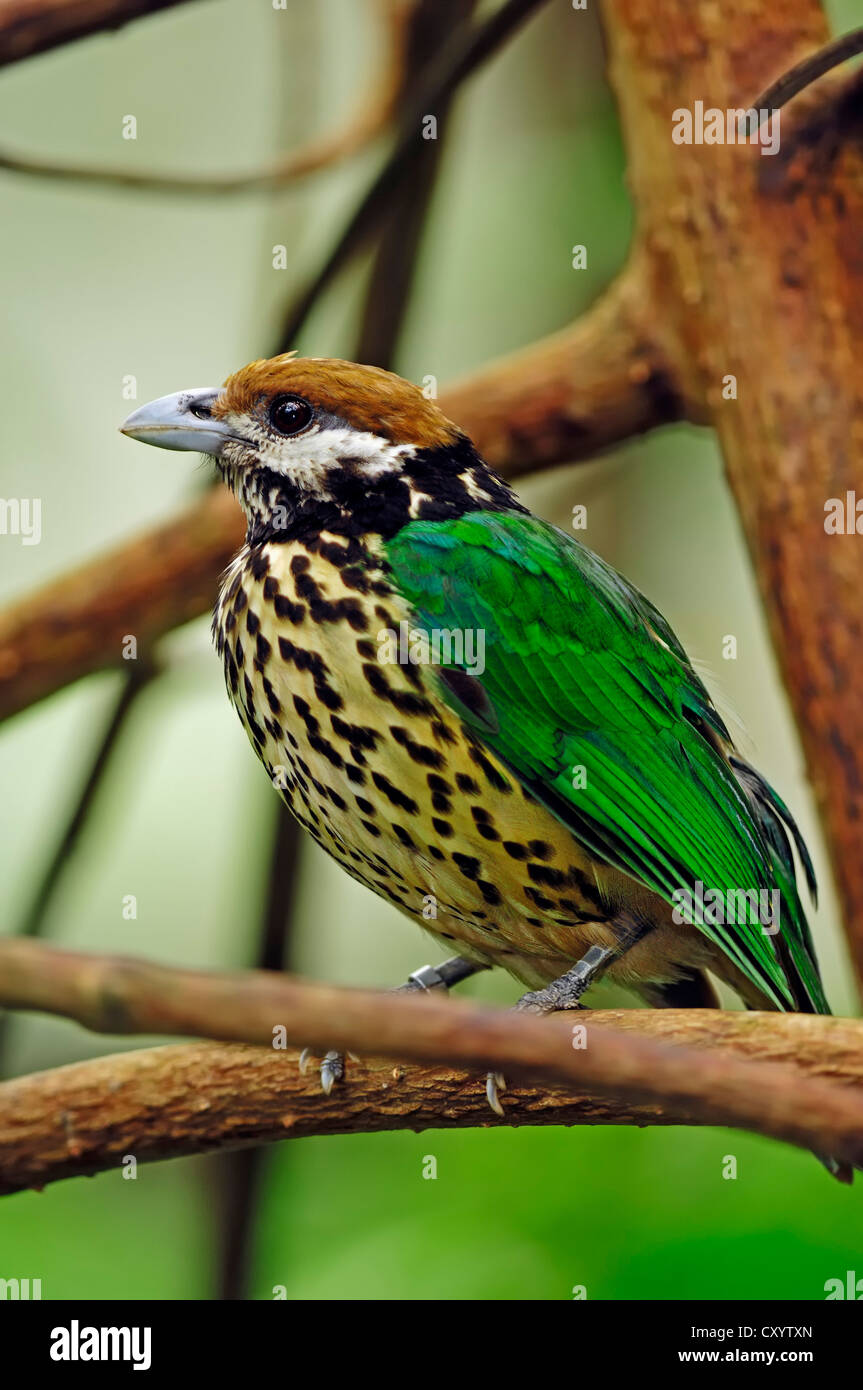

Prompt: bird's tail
[
  {"left": 729, "top": 759, "right": 853, "bottom": 1182},
  {"left": 729, "top": 756, "right": 829, "bottom": 1014}
]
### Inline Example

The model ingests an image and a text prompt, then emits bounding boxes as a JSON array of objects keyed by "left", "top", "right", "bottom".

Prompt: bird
[{"left": 120, "top": 353, "right": 839, "bottom": 1169}]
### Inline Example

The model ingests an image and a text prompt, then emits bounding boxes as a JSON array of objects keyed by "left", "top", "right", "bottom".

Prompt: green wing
[{"left": 385, "top": 510, "right": 826, "bottom": 1014}]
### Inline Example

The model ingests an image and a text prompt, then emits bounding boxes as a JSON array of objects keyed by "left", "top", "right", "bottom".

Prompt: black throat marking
[{"left": 221, "top": 436, "right": 528, "bottom": 548}]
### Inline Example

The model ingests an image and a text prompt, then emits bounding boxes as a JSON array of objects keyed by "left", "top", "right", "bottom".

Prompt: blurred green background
[{"left": 1, "top": 0, "right": 861, "bottom": 1300}]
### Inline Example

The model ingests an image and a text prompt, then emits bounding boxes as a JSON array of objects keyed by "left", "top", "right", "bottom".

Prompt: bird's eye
[{"left": 268, "top": 394, "right": 314, "bottom": 437}]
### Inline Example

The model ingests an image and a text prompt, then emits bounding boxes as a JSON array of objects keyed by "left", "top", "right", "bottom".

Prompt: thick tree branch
[
  {"left": 0, "top": 0, "right": 198, "bottom": 68},
  {"left": 1, "top": 937, "right": 863, "bottom": 1193},
  {"left": 0, "top": 259, "right": 677, "bottom": 722}
]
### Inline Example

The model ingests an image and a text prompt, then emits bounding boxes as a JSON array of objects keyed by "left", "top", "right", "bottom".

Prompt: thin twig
[
  {"left": 0, "top": 0, "right": 410, "bottom": 193},
  {"left": 280, "top": 0, "right": 554, "bottom": 346},
  {"left": 0, "top": 0, "right": 198, "bottom": 68},
  {"left": 747, "top": 27, "right": 863, "bottom": 125}
]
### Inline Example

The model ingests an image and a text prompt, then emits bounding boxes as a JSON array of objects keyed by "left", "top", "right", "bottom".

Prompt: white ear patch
[{"left": 254, "top": 426, "right": 412, "bottom": 493}]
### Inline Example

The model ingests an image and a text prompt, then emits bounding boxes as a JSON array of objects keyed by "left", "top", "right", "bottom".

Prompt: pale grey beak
[{"left": 120, "top": 388, "right": 236, "bottom": 455}]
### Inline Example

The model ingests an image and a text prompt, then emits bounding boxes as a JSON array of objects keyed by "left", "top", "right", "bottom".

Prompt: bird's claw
[
  {"left": 486, "top": 1070, "right": 507, "bottom": 1117},
  {"left": 298, "top": 1047, "right": 350, "bottom": 1093}
]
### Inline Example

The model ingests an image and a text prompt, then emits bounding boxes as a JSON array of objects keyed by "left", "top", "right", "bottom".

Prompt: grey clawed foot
[
  {"left": 484, "top": 945, "right": 617, "bottom": 1115},
  {"left": 299, "top": 956, "right": 483, "bottom": 1095},
  {"left": 299, "top": 1046, "right": 353, "bottom": 1094}
]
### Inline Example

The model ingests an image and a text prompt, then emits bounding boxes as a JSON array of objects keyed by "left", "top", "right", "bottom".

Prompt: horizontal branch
[
  {"left": 0, "top": 256, "right": 682, "bottom": 723},
  {"left": 1, "top": 936, "right": 863, "bottom": 1193},
  {"left": 0, "top": 0, "right": 197, "bottom": 68}
]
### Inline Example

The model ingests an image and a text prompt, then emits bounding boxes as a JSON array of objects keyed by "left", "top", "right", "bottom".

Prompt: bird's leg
[
  {"left": 487, "top": 922, "right": 650, "bottom": 1115},
  {"left": 513, "top": 944, "right": 617, "bottom": 1015},
  {"left": 300, "top": 956, "right": 486, "bottom": 1093}
]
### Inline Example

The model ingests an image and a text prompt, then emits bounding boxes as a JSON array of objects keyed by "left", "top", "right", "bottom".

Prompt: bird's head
[{"left": 121, "top": 353, "right": 519, "bottom": 542}]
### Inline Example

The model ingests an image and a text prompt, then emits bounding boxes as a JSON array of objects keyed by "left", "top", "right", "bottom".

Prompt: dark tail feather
[
  {"left": 730, "top": 756, "right": 828, "bottom": 1014},
  {"left": 729, "top": 756, "right": 817, "bottom": 904},
  {"left": 724, "top": 762, "right": 852, "bottom": 1179}
]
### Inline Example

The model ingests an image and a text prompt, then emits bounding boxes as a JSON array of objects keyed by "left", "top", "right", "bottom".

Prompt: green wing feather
[{"left": 385, "top": 510, "right": 827, "bottom": 1014}]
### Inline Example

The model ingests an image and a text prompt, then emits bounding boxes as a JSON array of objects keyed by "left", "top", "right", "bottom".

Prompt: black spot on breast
[
  {"left": 439, "top": 668, "right": 497, "bottom": 729},
  {"left": 319, "top": 540, "right": 350, "bottom": 568},
  {"left": 478, "top": 880, "right": 502, "bottom": 906},
  {"left": 246, "top": 609, "right": 260, "bottom": 636},
  {"left": 455, "top": 773, "right": 480, "bottom": 795},
  {"left": 371, "top": 771, "right": 418, "bottom": 815},
  {"left": 278, "top": 638, "right": 328, "bottom": 680},
  {"left": 308, "top": 733, "right": 344, "bottom": 770},
  {"left": 565, "top": 866, "right": 604, "bottom": 908},
  {"left": 452, "top": 852, "right": 480, "bottom": 881},
  {"left": 529, "top": 840, "right": 554, "bottom": 861},
  {"left": 274, "top": 594, "right": 306, "bottom": 623},
  {"left": 503, "top": 841, "right": 527, "bottom": 860},
  {"left": 467, "top": 743, "right": 511, "bottom": 793},
  {"left": 262, "top": 677, "right": 281, "bottom": 714},
  {"left": 331, "top": 716, "right": 378, "bottom": 750},
  {"left": 341, "top": 566, "right": 370, "bottom": 593},
  {"left": 361, "top": 664, "right": 434, "bottom": 716},
  {"left": 524, "top": 886, "right": 555, "bottom": 911},
  {"left": 527, "top": 862, "right": 565, "bottom": 888},
  {"left": 390, "top": 726, "right": 444, "bottom": 769},
  {"left": 432, "top": 818, "right": 453, "bottom": 837},
  {"left": 250, "top": 551, "right": 270, "bottom": 581},
  {"left": 558, "top": 896, "right": 605, "bottom": 922},
  {"left": 314, "top": 681, "right": 343, "bottom": 712}
]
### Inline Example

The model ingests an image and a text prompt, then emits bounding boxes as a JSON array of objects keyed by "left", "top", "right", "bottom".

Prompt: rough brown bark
[
  {"left": 602, "top": 0, "right": 863, "bottom": 986},
  {"left": 0, "top": 0, "right": 197, "bottom": 67},
  {"left": 2, "top": 937, "right": 863, "bottom": 1192},
  {"left": 2, "top": 1008, "right": 863, "bottom": 1194}
]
